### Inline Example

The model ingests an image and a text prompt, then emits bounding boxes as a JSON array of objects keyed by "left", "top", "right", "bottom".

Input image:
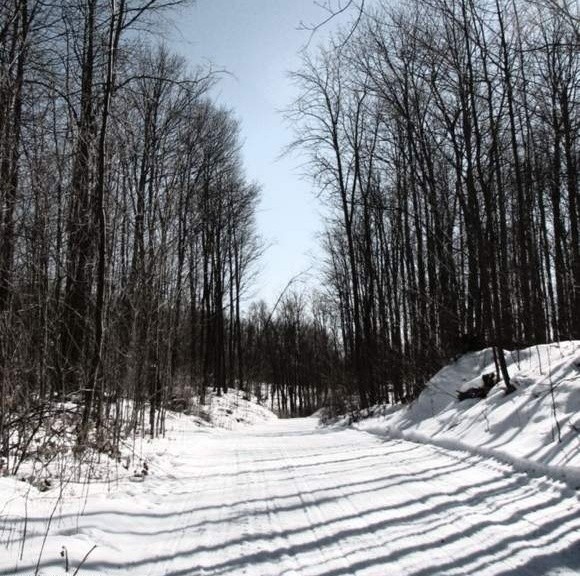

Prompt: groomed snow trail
[{"left": 3, "top": 417, "right": 579, "bottom": 576}]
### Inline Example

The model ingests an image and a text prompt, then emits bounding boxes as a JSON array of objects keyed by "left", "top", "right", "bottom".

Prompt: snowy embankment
[
  {"left": 0, "top": 390, "right": 276, "bottom": 574},
  {"left": 354, "top": 341, "right": 580, "bottom": 488},
  {"left": 195, "top": 389, "right": 277, "bottom": 429}
]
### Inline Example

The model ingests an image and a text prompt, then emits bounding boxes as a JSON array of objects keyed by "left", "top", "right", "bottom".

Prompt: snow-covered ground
[
  {"left": 0, "top": 415, "right": 578, "bottom": 574},
  {"left": 1, "top": 344, "right": 579, "bottom": 575},
  {"left": 194, "top": 389, "right": 277, "bottom": 430},
  {"left": 354, "top": 341, "right": 580, "bottom": 488}
]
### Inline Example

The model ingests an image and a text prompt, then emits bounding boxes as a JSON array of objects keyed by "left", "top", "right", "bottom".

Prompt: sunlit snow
[{"left": 1, "top": 343, "right": 579, "bottom": 575}]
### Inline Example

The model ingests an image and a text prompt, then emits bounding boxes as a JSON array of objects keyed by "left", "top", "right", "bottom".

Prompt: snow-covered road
[{"left": 2, "top": 416, "right": 579, "bottom": 575}]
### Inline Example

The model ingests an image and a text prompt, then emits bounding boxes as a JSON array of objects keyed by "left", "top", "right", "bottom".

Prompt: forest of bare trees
[
  {"left": 0, "top": 0, "right": 265, "bottom": 471},
  {"left": 289, "top": 0, "right": 579, "bottom": 408},
  {"left": 0, "top": 0, "right": 578, "bottom": 475}
]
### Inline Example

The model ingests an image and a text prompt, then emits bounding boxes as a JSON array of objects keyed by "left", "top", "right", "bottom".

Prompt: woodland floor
[{"left": 2, "top": 415, "right": 579, "bottom": 575}]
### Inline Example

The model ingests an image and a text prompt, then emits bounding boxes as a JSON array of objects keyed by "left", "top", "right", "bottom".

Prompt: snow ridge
[{"left": 354, "top": 341, "right": 580, "bottom": 490}]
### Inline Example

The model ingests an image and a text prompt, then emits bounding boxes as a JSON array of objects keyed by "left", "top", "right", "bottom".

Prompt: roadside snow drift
[
  {"left": 356, "top": 341, "right": 580, "bottom": 487},
  {"left": 197, "top": 390, "right": 278, "bottom": 429}
]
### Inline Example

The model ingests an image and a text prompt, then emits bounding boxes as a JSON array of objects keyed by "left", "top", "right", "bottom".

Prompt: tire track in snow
[
  {"left": 237, "top": 441, "right": 302, "bottom": 576},
  {"left": 143, "top": 450, "right": 203, "bottom": 576},
  {"left": 277, "top": 442, "right": 375, "bottom": 576}
]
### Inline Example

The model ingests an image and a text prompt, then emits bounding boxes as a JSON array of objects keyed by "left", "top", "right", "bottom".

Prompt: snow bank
[
  {"left": 354, "top": 341, "right": 580, "bottom": 488},
  {"left": 0, "top": 390, "right": 276, "bottom": 499},
  {"left": 195, "top": 389, "right": 278, "bottom": 429},
  {"left": 0, "top": 391, "right": 277, "bottom": 574}
]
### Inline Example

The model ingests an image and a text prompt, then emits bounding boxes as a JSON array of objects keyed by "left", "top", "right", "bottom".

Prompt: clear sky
[{"left": 167, "top": 0, "right": 352, "bottom": 305}]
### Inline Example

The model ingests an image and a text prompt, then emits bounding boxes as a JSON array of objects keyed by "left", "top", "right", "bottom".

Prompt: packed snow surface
[
  {"left": 354, "top": 341, "right": 580, "bottom": 487},
  {"left": 1, "top": 404, "right": 579, "bottom": 574}
]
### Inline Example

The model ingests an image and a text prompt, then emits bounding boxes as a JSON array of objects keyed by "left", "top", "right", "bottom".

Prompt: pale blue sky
[{"left": 168, "top": 1, "right": 352, "bottom": 305}]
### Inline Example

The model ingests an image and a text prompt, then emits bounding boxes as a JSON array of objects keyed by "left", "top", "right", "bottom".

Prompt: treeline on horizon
[{"left": 0, "top": 0, "right": 578, "bottom": 472}]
